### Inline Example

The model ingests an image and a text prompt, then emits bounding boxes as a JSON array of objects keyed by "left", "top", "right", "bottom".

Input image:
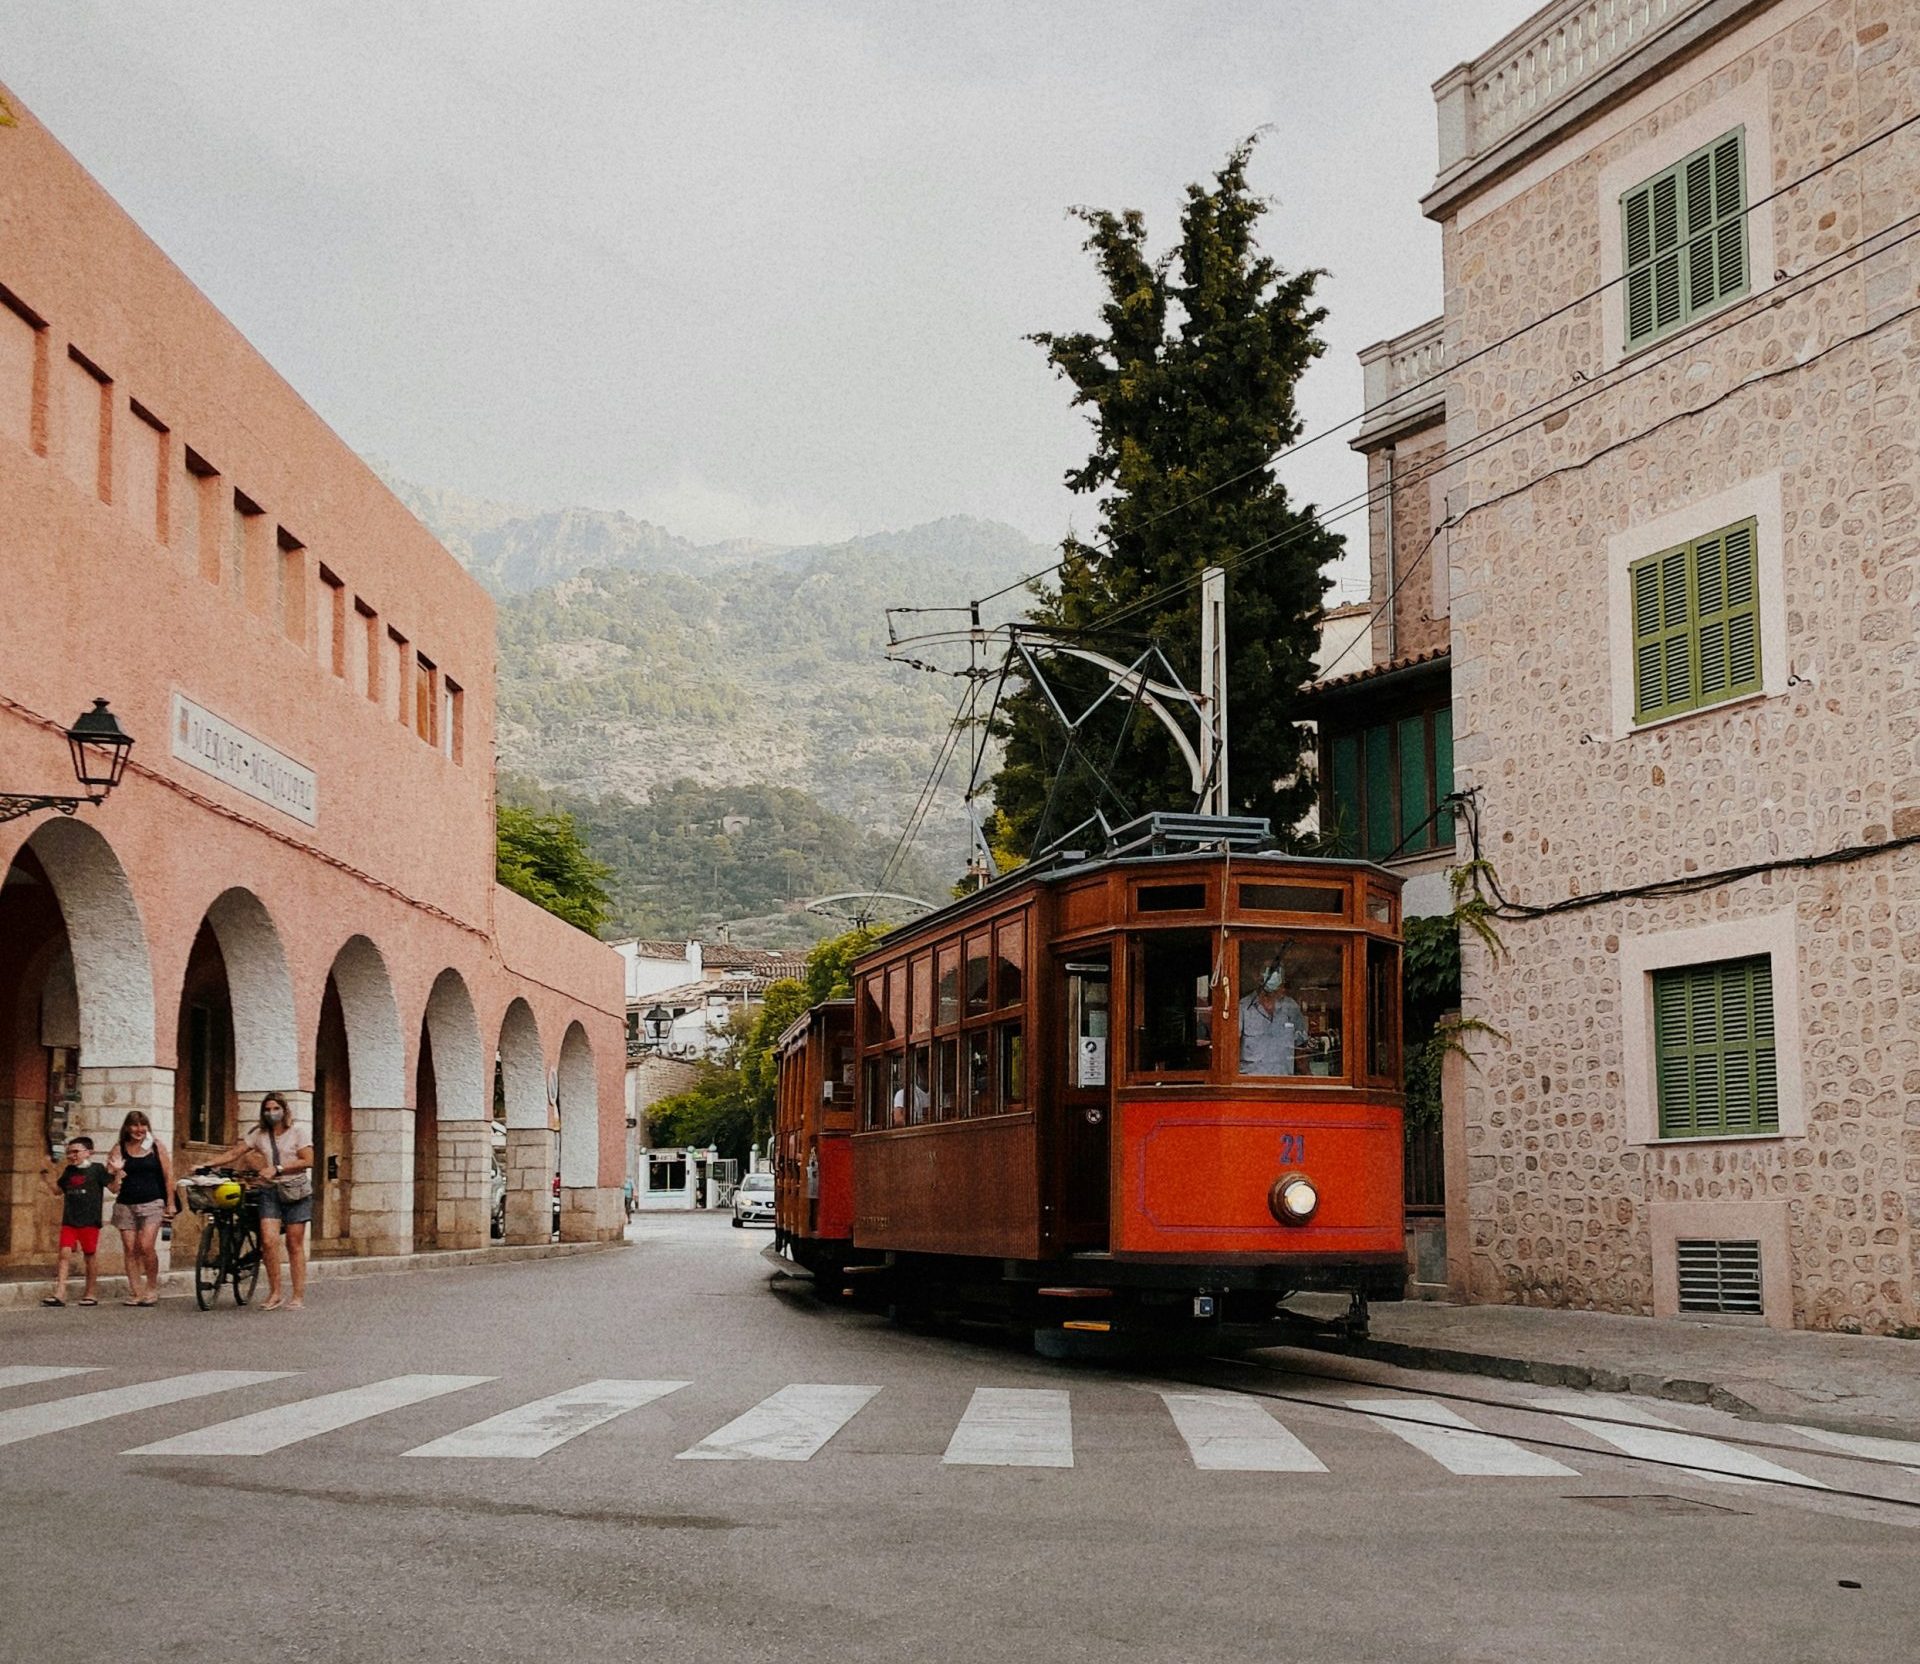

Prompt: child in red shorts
[{"left": 43, "top": 1136, "right": 116, "bottom": 1307}]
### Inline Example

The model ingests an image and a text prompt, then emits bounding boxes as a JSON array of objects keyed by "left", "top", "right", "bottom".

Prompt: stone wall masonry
[
  {"left": 1441, "top": 0, "right": 1920, "bottom": 1332},
  {"left": 503, "top": 1126, "right": 554, "bottom": 1246},
  {"left": 347, "top": 1105, "right": 413, "bottom": 1257},
  {"left": 559, "top": 1184, "right": 624, "bottom": 1244},
  {"left": 436, "top": 1117, "right": 492, "bottom": 1250}
]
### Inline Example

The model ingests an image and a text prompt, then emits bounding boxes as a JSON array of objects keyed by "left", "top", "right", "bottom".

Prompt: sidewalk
[
  {"left": 1289, "top": 1298, "right": 1920, "bottom": 1441},
  {"left": 0, "top": 1237, "right": 623, "bottom": 1311}
]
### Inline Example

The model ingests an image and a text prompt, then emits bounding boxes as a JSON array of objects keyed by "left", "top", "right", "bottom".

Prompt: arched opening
[
  {"left": 496, "top": 998, "right": 549, "bottom": 1244},
  {"left": 320, "top": 935, "right": 408, "bottom": 1255},
  {"left": 556, "top": 1020, "right": 601, "bottom": 1240},
  {"left": 0, "top": 824, "right": 157, "bottom": 1283},
  {"left": 170, "top": 889, "right": 300, "bottom": 1269},
  {"left": 421, "top": 969, "right": 486, "bottom": 1250},
  {"left": 312, "top": 977, "right": 352, "bottom": 1253}
]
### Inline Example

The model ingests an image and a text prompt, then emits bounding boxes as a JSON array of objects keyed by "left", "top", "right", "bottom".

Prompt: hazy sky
[{"left": 0, "top": 1, "right": 1538, "bottom": 589}]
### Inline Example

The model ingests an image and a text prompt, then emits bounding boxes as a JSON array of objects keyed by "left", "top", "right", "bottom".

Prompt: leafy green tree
[
  {"left": 991, "top": 139, "right": 1343, "bottom": 854},
  {"left": 495, "top": 804, "right": 613, "bottom": 933}
]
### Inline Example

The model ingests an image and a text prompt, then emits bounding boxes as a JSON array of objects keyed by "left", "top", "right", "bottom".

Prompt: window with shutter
[
  {"left": 1630, "top": 517, "right": 1761, "bottom": 722},
  {"left": 1622, "top": 128, "right": 1748, "bottom": 350},
  {"left": 1652, "top": 955, "right": 1779, "bottom": 1138}
]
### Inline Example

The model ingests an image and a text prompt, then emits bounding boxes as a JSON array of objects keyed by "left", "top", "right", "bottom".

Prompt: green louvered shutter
[
  {"left": 1432, "top": 707, "right": 1455, "bottom": 848},
  {"left": 1398, "top": 714, "right": 1430, "bottom": 848},
  {"left": 1363, "top": 724, "right": 1395, "bottom": 859},
  {"left": 1695, "top": 518, "right": 1762, "bottom": 702},
  {"left": 1623, "top": 128, "right": 1747, "bottom": 350},
  {"left": 1632, "top": 518, "right": 1761, "bottom": 723},
  {"left": 1631, "top": 541, "right": 1695, "bottom": 720},
  {"left": 1653, "top": 956, "right": 1779, "bottom": 1138},
  {"left": 1329, "top": 732, "right": 1360, "bottom": 856}
]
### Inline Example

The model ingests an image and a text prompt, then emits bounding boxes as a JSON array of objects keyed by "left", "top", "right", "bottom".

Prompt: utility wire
[
  {"left": 890, "top": 203, "right": 1920, "bottom": 689},
  {"left": 946, "top": 107, "right": 1920, "bottom": 616}
]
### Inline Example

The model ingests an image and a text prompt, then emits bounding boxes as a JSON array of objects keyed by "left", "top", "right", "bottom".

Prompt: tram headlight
[{"left": 1269, "top": 1173, "right": 1319, "bottom": 1226}]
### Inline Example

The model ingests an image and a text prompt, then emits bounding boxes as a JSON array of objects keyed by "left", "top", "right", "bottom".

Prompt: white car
[{"left": 732, "top": 1170, "right": 775, "bottom": 1228}]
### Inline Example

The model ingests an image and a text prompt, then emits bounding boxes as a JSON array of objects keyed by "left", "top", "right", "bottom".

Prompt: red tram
[{"left": 773, "top": 817, "right": 1407, "bottom": 1353}]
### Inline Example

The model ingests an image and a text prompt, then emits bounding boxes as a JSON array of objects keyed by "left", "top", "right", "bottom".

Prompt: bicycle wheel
[
  {"left": 194, "top": 1219, "right": 224, "bottom": 1311},
  {"left": 230, "top": 1218, "right": 262, "bottom": 1306}
]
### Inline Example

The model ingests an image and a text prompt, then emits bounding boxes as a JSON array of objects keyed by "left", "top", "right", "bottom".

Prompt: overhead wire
[
  {"left": 946, "top": 107, "right": 1920, "bottom": 616},
  {"left": 887, "top": 199, "right": 1920, "bottom": 694}
]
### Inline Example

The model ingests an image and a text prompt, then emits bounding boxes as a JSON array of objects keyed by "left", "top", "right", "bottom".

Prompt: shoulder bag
[{"left": 267, "top": 1127, "right": 314, "bottom": 1204}]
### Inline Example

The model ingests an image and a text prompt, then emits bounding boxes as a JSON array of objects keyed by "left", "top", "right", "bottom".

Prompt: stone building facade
[
  {"left": 1420, "top": 0, "right": 1920, "bottom": 1330},
  {"left": 0, "top": 81, "right": 628, "bottom": 1283}
]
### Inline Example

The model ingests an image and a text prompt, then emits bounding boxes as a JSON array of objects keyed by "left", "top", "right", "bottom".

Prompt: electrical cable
[
  {"left": 952, "top": 107, "right": 1920, "bottom": 615},
  {"left": 888, "top": 203, "right": 1920, "bottom": 695}
]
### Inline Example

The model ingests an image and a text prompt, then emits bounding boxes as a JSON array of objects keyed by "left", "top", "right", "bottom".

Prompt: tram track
[{"left": 1128, "top": 1350, "right": 1920, "bottom": 1513}]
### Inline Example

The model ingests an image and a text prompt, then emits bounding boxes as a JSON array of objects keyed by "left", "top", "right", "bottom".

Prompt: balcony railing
[
  {"left": 1355, "top": 315, "right": 1447, "bottom": 446},
  {"left": 1435, "top": 0, "right": 1717, "bottom": 175}
]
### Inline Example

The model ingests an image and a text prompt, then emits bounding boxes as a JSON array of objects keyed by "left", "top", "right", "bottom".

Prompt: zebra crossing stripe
[
  {"left": 1529, "top": 1393, "right": 1822, "bottom": 1488},
  {"left": 1348, "top": 1397, "right": 1579, "bottom": 1477},
  {"left": 0, "top": 1371, "right": 290, "bottom": 1449},
  {"left": 677, "top": 1384, "right": 879, "bottom": 1462},
  {"left": 1160, "top": 1392, "right": 1328, "bottom": 1472},
  {"left": 0, "top": 1366, "right": 99, "bottom": 1393},
  {"left": 125, "top": 1374, "right": 491, "bottom": 1456},
  {"left": 1790, "top": 1425, "right": 1920, "bottom": 1475},
  {"left": 408, "top": 1380, "right": 690, "bottom": 1459},
  {"left": 943, "top": 1387, "right": 1073, "bottom": 1468}
]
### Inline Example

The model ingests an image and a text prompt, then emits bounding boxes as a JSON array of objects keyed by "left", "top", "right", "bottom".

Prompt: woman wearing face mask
[
  {"left": 1238, "top": 956, "right": 1306, "bottom": 1078},
  {"left": 106, "top": 1111, "right": 174, "bottom": 1306},
  {"left": 209, "top": 1093, "right": 315, "bottom": 1309}
]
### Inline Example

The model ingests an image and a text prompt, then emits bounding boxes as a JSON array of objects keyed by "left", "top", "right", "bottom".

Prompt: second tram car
[{"left": 772, "top": 816, "right": 1408, "bottom": 1351}]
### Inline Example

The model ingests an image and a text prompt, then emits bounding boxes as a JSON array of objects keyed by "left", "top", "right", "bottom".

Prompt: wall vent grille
[{"left": 1676, "top": 1237, "right": 1763, "bottom": 1315}]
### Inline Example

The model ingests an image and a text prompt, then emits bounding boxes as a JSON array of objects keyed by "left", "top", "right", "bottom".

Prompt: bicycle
[{"left": 179, "top": 1169, "right": 263, "bottom": 1309}]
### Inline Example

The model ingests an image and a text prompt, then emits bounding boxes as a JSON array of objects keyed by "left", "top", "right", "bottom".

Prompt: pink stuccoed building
[{"left": 0, "top": 81, "right": 626, "bottom": 1282}]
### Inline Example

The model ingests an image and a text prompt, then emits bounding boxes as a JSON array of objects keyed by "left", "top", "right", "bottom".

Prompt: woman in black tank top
[{"left": 107, "top": 1111, "right": 174, "bottom": 1306}]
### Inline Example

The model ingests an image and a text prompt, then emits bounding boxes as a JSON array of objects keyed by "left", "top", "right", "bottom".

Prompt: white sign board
[
  {"left": 170, "top": 693, "right": 318, "bottom": 826},
  {"left": 1077, "top": 1036, "right": 1107, "bottom": 1089}
]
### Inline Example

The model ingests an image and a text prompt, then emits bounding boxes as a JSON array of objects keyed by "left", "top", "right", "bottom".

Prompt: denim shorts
[{"left": 256, "top": 1188, "right": 314, "bottom": 1226}]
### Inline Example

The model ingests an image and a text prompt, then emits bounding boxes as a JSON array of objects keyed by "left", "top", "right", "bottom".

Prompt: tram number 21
[{"left": 1277, "top": 1133, "right": 1307, "bottom": 1165}]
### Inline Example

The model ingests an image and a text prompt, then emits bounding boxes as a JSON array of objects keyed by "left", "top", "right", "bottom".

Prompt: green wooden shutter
[
  {"left": 1622, "top": 128, "right": 1747, "bottom": 350},
  {"left": 1363, "top": 724, "right": 1395, "bottom": 859},
  {"left": 1632, "top": 518, "right": 1761, "bottom": 723},
  {"left": 1432, "top": 707, "right": 1454, "bottom": 848},
  {"left": 1631, "top": 541, "right": 1695, "bottom": 720},
  {"left": 1329, "top": 732, "right": 1360, "bottom": 856},
  {"left": 1397, "top": 714, "right": 1430, "bottom": 849},
  {"left": 1694, "top": 517, "right": 1761, "bottom": 703},
  {"left": 1653, "top": 956, "right": 1779, "bottom": 1138}
]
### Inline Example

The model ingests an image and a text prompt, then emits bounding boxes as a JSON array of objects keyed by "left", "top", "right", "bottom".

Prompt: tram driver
[{"left": 1238, "top": 952, "right": 1306, "bottom": 1076}]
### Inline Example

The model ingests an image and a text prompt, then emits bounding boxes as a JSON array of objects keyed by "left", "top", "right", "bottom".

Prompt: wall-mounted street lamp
[
  {"left": 642, "top": 1005, "right": 673, "bottom": 1051},
  {"left": 0, "top": 699, "right": 135, "bottom": 824}
]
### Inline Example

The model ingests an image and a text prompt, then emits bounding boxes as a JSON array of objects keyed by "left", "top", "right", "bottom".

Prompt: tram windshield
[{"left": 1236, "top": 936, "right": 1344, "bottom": 1078}]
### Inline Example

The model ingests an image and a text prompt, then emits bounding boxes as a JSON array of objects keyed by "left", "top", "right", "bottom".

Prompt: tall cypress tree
[{"left": 989, "top": 140, "right": 1342, "bottom": 855}]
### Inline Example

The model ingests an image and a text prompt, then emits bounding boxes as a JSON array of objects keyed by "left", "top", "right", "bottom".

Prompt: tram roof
[{"left": 860, "top": 820, "right": 1404, "bottom": 959}]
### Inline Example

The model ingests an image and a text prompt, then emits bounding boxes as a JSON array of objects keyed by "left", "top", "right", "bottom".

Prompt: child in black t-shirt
[{"left": 42, "top": 1136, "right": 116, "bottom": 1307}]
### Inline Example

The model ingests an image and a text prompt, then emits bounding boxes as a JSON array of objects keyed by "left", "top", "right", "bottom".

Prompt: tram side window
[
  {"left": 999, "top": 1023, "right": 1025, "bottom": 1107},
  {"left": 967, "top": 1030, "right": 993, "bottom": 1114},
  {"left": 936, "top": 1036, "right": 960, "bottom": 1118},
  {"left": 863, "top": 1058, "right": 884, "bottom": 1130},
  {"left": 995, "top": 919, "right": 1024, "bottom": 1007},
  {"left": 1235, "top": 937, "right": 1344, "bottom": 1078},
  {"left": 965, "top": 933, "right": 991, "bottom": 1016},
  {"left": 886, "top": 1053, "right": 905, "bottom": 1128},
  {"left": 1131, "top": 930, "right": 1213, "bottom": 1077},
  {"left": 1366, "top": 940, "right": 1400, "bottom": 1080},
  {"left": 909, "top": 1045, "right": 931, "bottom": 1125}
]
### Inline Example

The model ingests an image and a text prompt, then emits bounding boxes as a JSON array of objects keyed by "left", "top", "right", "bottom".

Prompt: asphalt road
[{"left": 1, "top": 1212, "right": 1914, "bottom": 1664}]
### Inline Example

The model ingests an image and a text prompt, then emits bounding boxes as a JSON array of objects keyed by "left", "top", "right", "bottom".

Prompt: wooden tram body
[{"left": 773, "top": 824, "right": 1408, "bottom": 1348}]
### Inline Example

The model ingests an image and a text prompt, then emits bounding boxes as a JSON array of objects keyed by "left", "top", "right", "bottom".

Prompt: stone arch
[
  {"left": 423, "top": 970, "right": 485, "bottom": 1121},
  {"left": 201, "top": 888, "right": 299, "bottom": 1092},
  {"left": 557, "top": 1020, "right": 597, "bottom": 1190},
  {"left": 15, "top": 818, "right": 155, "bottom": 1067},
  {"left": 497, "top": 998, "right": 545, "bottom": 1130},
  {"left": 324, "top": 934, "right": 405, "bottom": 1109}
]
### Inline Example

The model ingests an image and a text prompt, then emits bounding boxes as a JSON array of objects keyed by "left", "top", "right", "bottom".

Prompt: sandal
[
  {"left": 41, "top": 1296, "right": 64, "bottom": 1307},
  {"left": 77, "top": 1297, "right": 98, "bottom": 1307},
  {"left": 136, "top": 1297, "right": 158, "bottom": 1307}
]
